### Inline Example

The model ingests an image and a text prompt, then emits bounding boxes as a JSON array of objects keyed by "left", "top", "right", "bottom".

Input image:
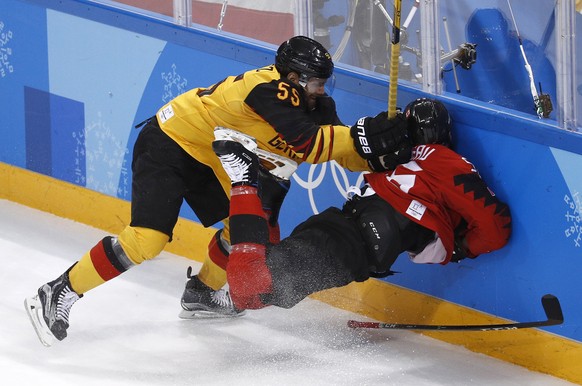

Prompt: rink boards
[{"left": 0, "top": 0, "right": 581, "bottom": 383}]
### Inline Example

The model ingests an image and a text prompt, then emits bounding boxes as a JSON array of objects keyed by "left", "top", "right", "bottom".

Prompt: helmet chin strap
[{"left": 298, "top": 73, "right": 309, "bottom": 88}]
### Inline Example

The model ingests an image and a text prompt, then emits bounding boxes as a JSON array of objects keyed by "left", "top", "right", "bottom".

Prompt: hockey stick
[
  {"left": 506, "top": 0, "right": 552, "bottom": 118},
  {"left": 387, "top": 0, "right": 402, "bottom": 118},
  {"left": 347, "top": 294, "right": 563, "bottom": 331},
  {"left": 443, "top": 17, "right": 461, "bottom": 93}
]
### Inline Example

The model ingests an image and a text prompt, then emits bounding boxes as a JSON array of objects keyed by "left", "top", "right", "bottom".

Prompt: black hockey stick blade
[
  {"left": 541, "top": 294, "right": 564, "bottom": 323},
  {"left": 347, "top": 294, "right": 564, "bottom": 331}
]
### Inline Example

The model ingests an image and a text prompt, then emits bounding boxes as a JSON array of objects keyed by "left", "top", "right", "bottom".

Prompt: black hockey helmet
[
  {"left": 275, "top": 36, "right": 334, "bottom": 81},
  {"left": 404, "top": 98, "right": 452, "bottom": 146}
]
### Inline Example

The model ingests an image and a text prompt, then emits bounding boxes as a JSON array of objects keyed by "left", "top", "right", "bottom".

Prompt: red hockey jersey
[{"left": 365, "top": 144, "right": 512, "bottom": 264}]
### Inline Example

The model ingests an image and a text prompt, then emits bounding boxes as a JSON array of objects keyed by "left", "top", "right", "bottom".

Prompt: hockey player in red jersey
[{"left": 212, "top": 98, "right": 512, "bottom": 311}]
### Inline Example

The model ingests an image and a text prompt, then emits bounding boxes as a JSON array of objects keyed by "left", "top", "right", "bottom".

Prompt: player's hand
[{"left": 450, "top": 234, "right": 477, "bottom": 263}]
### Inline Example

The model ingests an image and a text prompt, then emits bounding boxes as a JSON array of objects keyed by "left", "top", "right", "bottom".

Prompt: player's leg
[
  {"left": 179, "top": 225, "right": 245, "bottom": 318},
  {"left": 25, "top": 118, "right": 185, "bottom": 345},
  {"left": 210, "top": 128, "right": 271, "bottom": 309},
  {"left": 191, "top": 168, "right": 290, "bottom": 292},
  {"left": 183, "top": 128, "right": 295, "bottom": 315},
  {"left": 265, "top": 207, "right": 371, "bottom": 309},
  {"left": 178, "top": 132, "right": 242, "bottom": 318}
]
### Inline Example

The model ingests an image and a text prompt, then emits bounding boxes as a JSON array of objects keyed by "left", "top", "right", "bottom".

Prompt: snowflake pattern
[
  {"left": 161, "top": 63, "right": 188, "bottom": 103},
  {"left": 71, "top": 130, "right": 86, "bottom": 186},
  {"left": 0, "top": 21, "right": 14, "bottom": 78},
  {"left": 85, "top": 112, "right": 129, "bottom": 196},
  {"left": 564, "top": 191, "right": 581, "bottom": 248}
]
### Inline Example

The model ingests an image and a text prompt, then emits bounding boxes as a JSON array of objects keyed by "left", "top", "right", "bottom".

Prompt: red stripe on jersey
[
  {"left": 292, "top": 138, "right": 311, "bottom": 159},
  {"left": 314, "top": 130, "right": 326, "bottom": 163},
  {"left": 327, "top": 126, "right": 335, "bottom": 162},
  {"left": 90, "top": 239, "right": 122, "bottom": 281}
]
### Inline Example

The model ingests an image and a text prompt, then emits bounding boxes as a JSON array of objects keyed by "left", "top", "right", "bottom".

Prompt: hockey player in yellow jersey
[{"left": 25, "top": 36, "right": 409, "bottom": 345}]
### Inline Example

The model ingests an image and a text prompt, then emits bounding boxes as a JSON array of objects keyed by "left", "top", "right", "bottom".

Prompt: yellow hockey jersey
[{"left": 156, "top": 65, "right": 370, "bottom": 194}]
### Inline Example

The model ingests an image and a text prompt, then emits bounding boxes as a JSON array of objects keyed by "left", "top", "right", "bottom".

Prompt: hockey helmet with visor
[
  {"left": 276, "top": 36, "right": 335, "bottom": 95},
  {"left": 404, "top": 98, "right": 452, "bottom": 147}
]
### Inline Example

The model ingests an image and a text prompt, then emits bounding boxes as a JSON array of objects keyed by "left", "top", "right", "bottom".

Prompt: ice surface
[{"left": 0, "top": 199, "right": 573, "bottom": 385}]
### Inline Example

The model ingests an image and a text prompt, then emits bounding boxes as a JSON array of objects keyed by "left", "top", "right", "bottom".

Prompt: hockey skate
[
  {"left": 214, "top": 127, "right": 297, "bottom": 181},
  {"left": 213, "top": 127, "right": 260, "bottom": 187},
  {"left": 24, "top": 269, "right": 82, "bottom": 346},
  {"left": 179, "top": 267, "right": 244, "bottom": 319}
]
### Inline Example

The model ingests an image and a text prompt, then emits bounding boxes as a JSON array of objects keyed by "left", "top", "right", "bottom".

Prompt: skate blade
[
  {"left": 178, "top": 308, "right": 246, "bottom": 320},
  {"left": 214, "top": 127, "right": 258, "bottom": 152},
  {"left": 213, "top": 127, "right": 296, "bottom": 179},
  {"left": 256, "top": 149, "right": 298, "bottom": 179},
  {"left": 24, "top": 295, "right": 55, "bottom": 347}
]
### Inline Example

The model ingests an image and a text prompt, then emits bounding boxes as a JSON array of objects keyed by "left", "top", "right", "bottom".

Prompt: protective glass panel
[
  {"left": 439, "top": 1, "right": 557, "bottom": 120},
  {"left": 112, "top": 0, "right": 173, "bottom": 18},
  {"left": 88, "top": 0, "right": 582, "bottom": 131}
]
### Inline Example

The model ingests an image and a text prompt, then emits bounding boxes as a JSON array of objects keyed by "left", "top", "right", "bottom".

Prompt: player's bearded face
[{"left": 300, "top": 77, "right": 327, "bottom": 109}]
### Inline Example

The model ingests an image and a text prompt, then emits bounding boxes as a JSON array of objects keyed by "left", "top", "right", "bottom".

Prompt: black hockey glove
[
  {"left": 450, "top": 219, "right": 477, "bottom": 263},
  {"left": 258, "top": 167, "right": 291, "bottom": 226},
  {"left": 350, "top": 111, "right": 408, "bottom": 159},
  {"left": 450, "top": 238, "right": 467, "bottom": 263}
]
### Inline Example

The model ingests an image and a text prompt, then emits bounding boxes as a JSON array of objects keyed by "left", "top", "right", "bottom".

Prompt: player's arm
[
  {"left": 309, "top": 95, "right": 343, "bottom": 125},
  {"left": 245, "top": 79, "right": 320, "bottom": 142},
  {"left": 298, "top": 110, "right": 411, "bottom": 171},
  {"left": 447, "top": 162, "right": 512, "bottom": 259},
  {"left": 299, "top": 124, "right": 370, "bottom": 171},
  {"left": 246, "top": 81, "right": 406, "bottom": 171},
  {"left": 246, "top": 80, "right": 366, "bottom": 169}
]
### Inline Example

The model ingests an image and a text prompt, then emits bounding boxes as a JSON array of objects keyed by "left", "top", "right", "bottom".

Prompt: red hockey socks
[
  {"left": 227, "top": 186, "right": 272, "bottom": 309},
  {"left": 207, "top": 229, "right": 230, "bottom": 270}
]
